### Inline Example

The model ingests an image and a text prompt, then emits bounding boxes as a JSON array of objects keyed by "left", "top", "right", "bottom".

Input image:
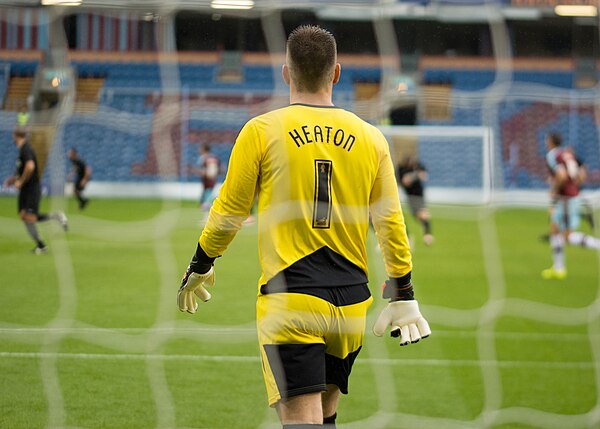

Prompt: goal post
[{"left": 378, "top": 125, "right": 495, "bottom": 205}]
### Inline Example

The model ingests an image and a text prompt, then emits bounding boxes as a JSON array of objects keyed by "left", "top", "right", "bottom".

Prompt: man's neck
[
  {"left": 289, "top": 88, "right": 334, "bottom": 107},
  {"left": 16, "top": 140, "right": 26, "bottom": 149}
]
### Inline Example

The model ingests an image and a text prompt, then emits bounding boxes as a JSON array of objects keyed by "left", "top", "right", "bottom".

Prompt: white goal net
[{"left": 0, "top": 3, "right": 599, "bottom": 429}]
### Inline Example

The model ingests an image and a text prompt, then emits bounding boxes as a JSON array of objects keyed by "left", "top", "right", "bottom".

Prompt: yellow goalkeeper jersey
[{"left": 199, "top": 103, "right": 412, "bottom": 287}]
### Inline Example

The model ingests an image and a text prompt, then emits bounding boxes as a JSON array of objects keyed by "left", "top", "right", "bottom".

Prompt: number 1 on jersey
[{"left": 313, "top": 160, "right": 332, "bottom": 229}]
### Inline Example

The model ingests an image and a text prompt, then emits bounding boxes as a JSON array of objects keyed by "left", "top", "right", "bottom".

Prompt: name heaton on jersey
[{"left": 288, "top": 125, "right": 356, "bottom": 152}]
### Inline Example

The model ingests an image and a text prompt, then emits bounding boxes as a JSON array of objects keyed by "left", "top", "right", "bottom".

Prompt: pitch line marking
[
  {"left": 0, "top": 351, "right": 595, "bottom": 369},
  {"left": 0, "top": 327, "right": 594, "bottom": 341}
]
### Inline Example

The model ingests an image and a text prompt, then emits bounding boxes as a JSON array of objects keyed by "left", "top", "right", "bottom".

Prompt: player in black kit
[
  {"left": 397, "top": 156, "right": 434, "bottom": 245},
  {"left": 68, "top": 148, "right": 92, "bottom": 210},
  {"left": 3, "top": 128, "right": 68, "bottom": 254}
]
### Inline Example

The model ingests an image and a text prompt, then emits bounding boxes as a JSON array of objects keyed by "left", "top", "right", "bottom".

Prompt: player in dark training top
[
  {"left": 397, "top": 156, "right": 434, "bottom": 245},
  {"left": 68, "top": 148, "right": 92, "bottom": 210},
  {"left": 3, "top": 129, "right": 68, "bottom": 254}
]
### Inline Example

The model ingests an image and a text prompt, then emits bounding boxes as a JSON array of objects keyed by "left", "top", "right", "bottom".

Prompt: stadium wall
[{"left": 67, "top": 181, "right": 600, "bottom": 209}]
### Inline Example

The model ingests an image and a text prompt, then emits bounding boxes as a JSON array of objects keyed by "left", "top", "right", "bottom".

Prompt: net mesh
[{"left": 0, "top": 4, "right": 599, "bottom": 429}]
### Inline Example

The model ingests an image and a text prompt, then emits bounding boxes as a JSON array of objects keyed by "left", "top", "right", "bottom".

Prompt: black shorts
[
  {"left": 257, "top": 285, "right": 372, "bottom": 406},
  {"left": 18, "top": 185, "right": 41, "bottom": 215},
  {"left": 407, "top": 194, "right": 426, "bottom": 216},
  {"left": 75, "top": 179, "right": 86, "bottom": 192}
]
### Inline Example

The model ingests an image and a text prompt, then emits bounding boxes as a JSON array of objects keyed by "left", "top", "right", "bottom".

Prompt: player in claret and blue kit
[{"left": 542, "top": 132, "right": 600, "bottom": 279}]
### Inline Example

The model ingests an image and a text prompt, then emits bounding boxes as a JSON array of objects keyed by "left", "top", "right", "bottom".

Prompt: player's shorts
[
  {"left": 256, "top": 285, "right": 372, "bottom": 407},
  {"left": 551, "top": 196, "right": 581, "bottom": 231},
  {"left": 407, "top": 194, "right": 426, "bottom": 216},
  {"left": 200, "top": 182, "right": 222, "bottom": 206},
  {"left": 18, "top": 185, "right": 41, "bottom": 215},
  {"left": 75, "top": 178, "right": 85, "bottom": 191}
]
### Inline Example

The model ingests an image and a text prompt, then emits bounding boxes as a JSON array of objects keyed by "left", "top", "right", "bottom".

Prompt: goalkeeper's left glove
[
  {"left": 372, "top": 274, "right": 431, "bottom": 346},
  {"left": 373, "top": 300, "right": 431, "bottom": 345},
  {"left": 177, "top": 244, "right": 217, "bottom": 314}
]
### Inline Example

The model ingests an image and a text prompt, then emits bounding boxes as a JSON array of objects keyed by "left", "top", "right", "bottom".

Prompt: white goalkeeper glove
[
  {"left": 373, "top": 300, "right": 431, "bottom": 346},
  {"left": 177, "top": 266, "right": 214, "bottom": 314}
]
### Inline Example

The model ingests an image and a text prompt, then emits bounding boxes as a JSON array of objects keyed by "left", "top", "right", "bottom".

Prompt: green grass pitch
[{"left": 0, "top": 196, "right": 598, "bottom": 429}]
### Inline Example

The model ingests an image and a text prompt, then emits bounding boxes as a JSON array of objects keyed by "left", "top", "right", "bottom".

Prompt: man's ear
[
  {"left": 333, "top": 63, "right": 341, "bottom": 84},
  {"left": 282, "top": 64, "right": 291, "bottom": 86}
]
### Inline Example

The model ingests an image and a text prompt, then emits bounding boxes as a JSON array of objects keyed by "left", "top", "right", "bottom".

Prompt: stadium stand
[
  {"left": 0, "top": 64, "right": 9, "bottom": 107},
  {"left": 0, "top": 54, "right": 598, "bottom": 190},
  {"left": 59, "top": 116, "right": 153, "bottom": 182}
]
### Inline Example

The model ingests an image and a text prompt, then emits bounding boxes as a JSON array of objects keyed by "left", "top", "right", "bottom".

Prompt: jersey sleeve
[
  {"left": 369, "top": 130, "right": 412, "bottom": 278},
  {"left": 199, "top": 121, "right": 261, "bottom": 258},
  {"left": 546, "top": 150, "right": 558, "bottom": 172},
  {"left": 21, "top": 145, "right": 35, "bottom": 163},
  {"left": 76, "top": 159, "right": 86, "bottom": 175},
  {"left": 18, "top": 146, "right": 36, "bottom": 177}
]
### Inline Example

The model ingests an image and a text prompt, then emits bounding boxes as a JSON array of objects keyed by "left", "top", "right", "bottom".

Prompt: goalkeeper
[{"left": 178, "top": 25, "right": 431, "bottom": 429}]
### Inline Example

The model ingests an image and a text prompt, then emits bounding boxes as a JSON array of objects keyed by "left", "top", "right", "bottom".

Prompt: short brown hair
[
  {"left": 547, "top": 132, "right": 562, "bottom": 147},
  {"left": 286, "top": 25, "right": 337, "bottom": 93},
  {"left": 13, "top": 127, "right": 27, "bottom": 139}
]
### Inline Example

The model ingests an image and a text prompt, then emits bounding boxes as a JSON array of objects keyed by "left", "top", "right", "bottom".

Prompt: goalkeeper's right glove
[
  {"left": 178, "top": 266, "right": 214, "bottom": 314},
  {"left": 177, "top": 243, "right": 217, "bottom": 314}
]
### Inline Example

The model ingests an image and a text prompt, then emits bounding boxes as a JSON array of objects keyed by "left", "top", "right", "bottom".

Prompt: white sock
[
  {"left": 568, "top": 232, "right": 600, "bottom": 250},
  {"left": 550, "top": 234, "right": 565, "bottom": 271}
]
